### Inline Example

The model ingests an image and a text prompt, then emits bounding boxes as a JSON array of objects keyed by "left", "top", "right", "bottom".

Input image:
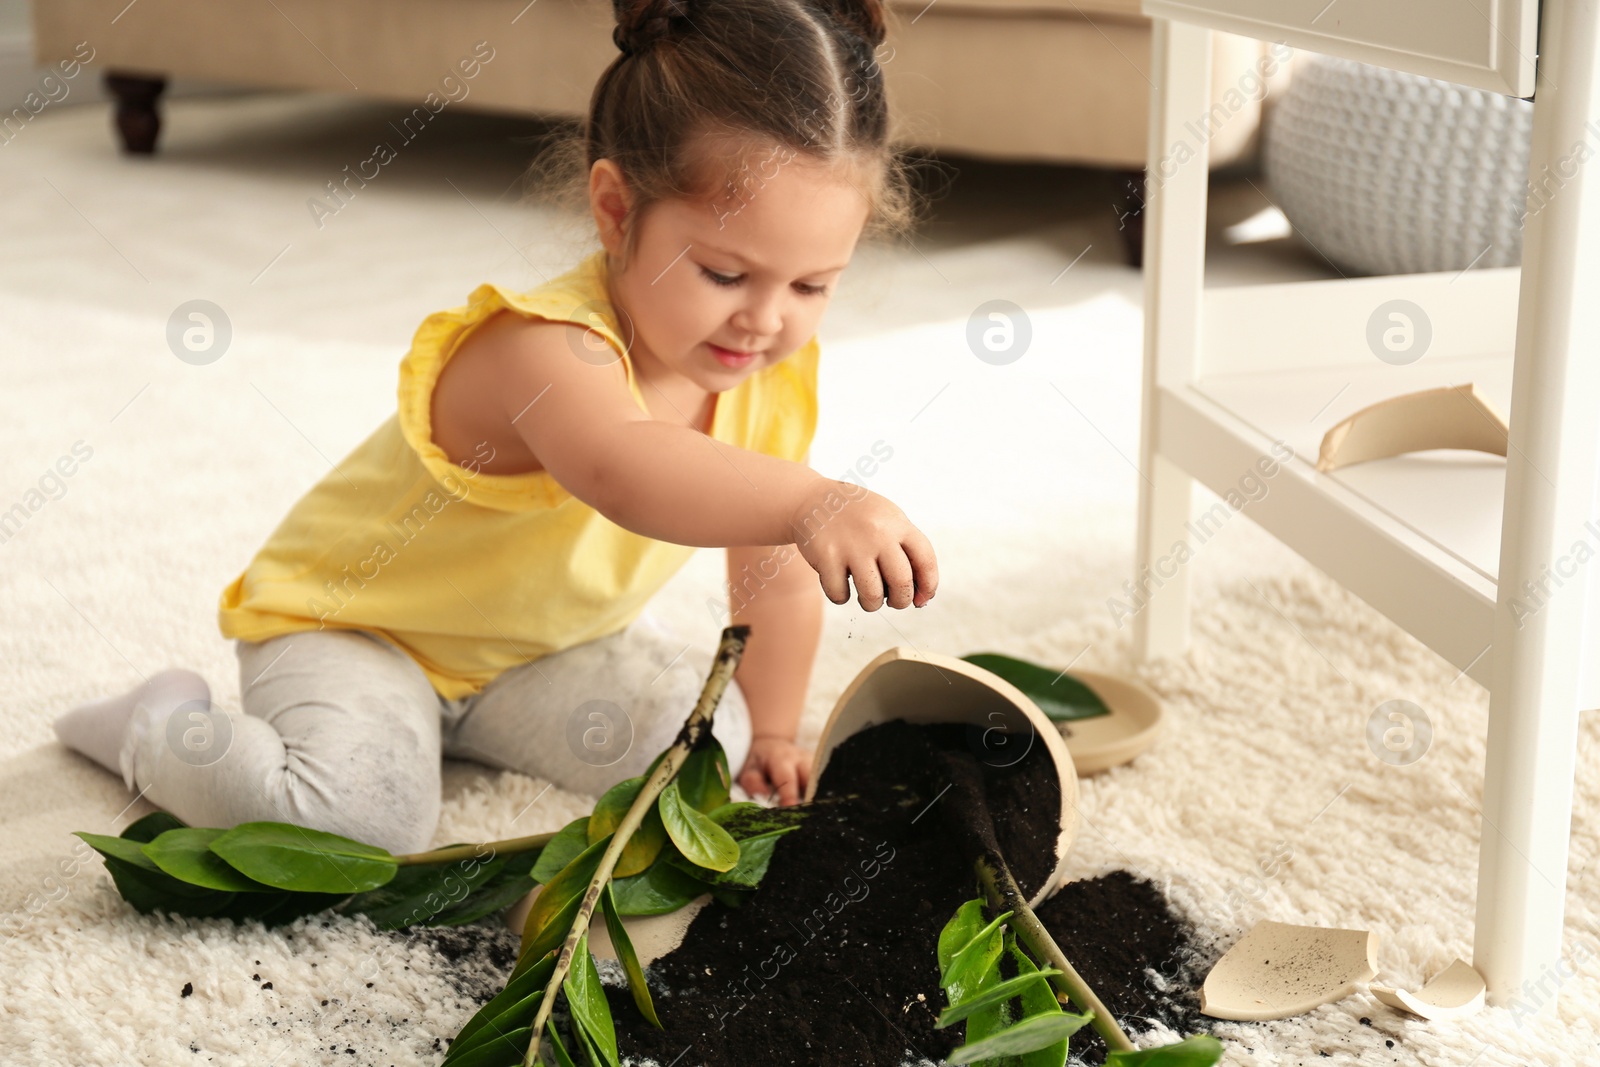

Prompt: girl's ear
[{"left": 590, "top": 159, "right": 634, "bottom": 254}]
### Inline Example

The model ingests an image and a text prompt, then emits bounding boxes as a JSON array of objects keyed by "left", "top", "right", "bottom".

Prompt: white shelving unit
[{"left": 1134, "top": 0, "right": 1600, "bottom": 1010}]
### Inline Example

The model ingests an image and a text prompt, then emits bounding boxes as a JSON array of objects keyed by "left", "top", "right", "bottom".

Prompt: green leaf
[
  {"left": 608, "top": 858, "right": 712, "bottom": 916},
  {"left": 442, "top": 982, "right": 542, "bottom": 1064},
  {"left": 588, "top": 778, "right": 644, "bottom": 846},
  {"left": 657, "top": 781, "right": 739, "bottom": 872},
  {"left": 937, "top": 898, "right": 1011, "bottom": 995},
  {"left": 77, "top": 831, "right": 241, "bottom": 913},
  {"left": 937, "top": 898, "right": 986, "bottom": 981},
  {"left": 517, "top": 833, "right": 613, "bottom": 974},
  {"left": 666, "top": 827, "right": 797, "bottom": 889},
  {"left": 442, "top": 1026, "right": 532, "bottom": 1067},
  {"left": 706, "top": 801, "right": 808, "bottom": 839},
  {"left": 243, "top": 891, "right": 351, "bottom": 927},
  {"left": 613, "top": 804, "right": 668, "bottom": 879},
  {"left": 708, "top": 885, "right": 753, "bottom": 908},
  {"left": 936, "top": 967, "right": 1064, "bottom": 1027},
  {"left": 341, "top": 848, "right": 507, "bottom": 930},
  {"left": 518, "top": 891, "right": 585, "bottom": 984},
  {"left": 425, "top": 848, "right": 541, "bottom": 927},
  {"left": 563, "top": 931, "right": 619, "bottom": 1067},
  {"left": 80, "top": 831, "right": 348, "bottom": 924},
  {"left": 600, "top": 880, "right": 662, "bottom": 1029},
  {"left": 936, "top": 900, "right": 1084, "bottom": 1067},
  {"left": 715, "top": 827, "right": 794, "bottom": 888},
  {"left": 119, "top": 810, "right": 188, "bottom": 843},
  {"left": 1006, "top": 932, "right": 1078, "bottom": 1067},
  {"left": 208, "top": 821, "right": 397, "bottom": 894},
  {"left": 575, "top": 1022, "right": 611, "bottom": 1067},
  {"left": 545, "top": 1019, "right": 580, "bottom": 1067},
  {"left": 940, "top": 927, "right": 1081, "bottom": 1067},
  {"left": 533, "top": 818, "right": 593, "bottom": 885},
  {"left": 961, "top": 652, "right": 1112, "bottom": 722},
  {"left": 96, "top": 852, "right": 242, "bottom": 916},
  {"left": 587, "top": 778, "right": 669, "bottom": 879},
  {"left": 77, "top": 831, "right": 164, "bottom": 872},
  {"left": 141, "top": 828, "right": 279, "bottom": 893},
  {"left": 448, "top": 948, "right": 557, "bottom": 1056},
  {"left": 1105, "top": 1035, "right": 1226, "bottom": 1066},
  {"left": 676, "top": 742, "right": 730, "bottom": 813},
  {"left": 946, "top": 1011, "right": 1093, "bottom": 1064}
]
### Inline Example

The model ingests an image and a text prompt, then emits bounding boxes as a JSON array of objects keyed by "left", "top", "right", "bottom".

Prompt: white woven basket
[{"left": 1263, "top": 55, "right": 1533, "bottom": 276}]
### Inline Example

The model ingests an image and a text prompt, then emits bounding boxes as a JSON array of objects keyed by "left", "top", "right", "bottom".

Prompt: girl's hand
[
  {"left": 788, "top": 479, "right": 938, "bottom": 611},
  {"left": 737, "top": 735, "right": 812, "bottom": 807}
]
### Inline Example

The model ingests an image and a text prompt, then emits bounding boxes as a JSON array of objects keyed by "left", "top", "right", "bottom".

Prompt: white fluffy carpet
[
  {"left": 3, "top": 234, "right": 1599, "bottom": 1066},
  {"left": 3, "top": 278, "right": 1600, "bottom": 1067}
]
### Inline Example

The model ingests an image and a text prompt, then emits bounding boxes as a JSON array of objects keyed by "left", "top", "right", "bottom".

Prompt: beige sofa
[{"left": 32, "top": 0, "right": 1276, "bottom": 171}]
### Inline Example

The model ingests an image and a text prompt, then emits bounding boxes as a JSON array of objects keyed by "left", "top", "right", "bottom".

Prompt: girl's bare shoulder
[
  {"left": 430, "top": 308, "right": 636, "bottom": 478},
  {"left": 431, "top": 309, "right": 567, "bottom": 475}
]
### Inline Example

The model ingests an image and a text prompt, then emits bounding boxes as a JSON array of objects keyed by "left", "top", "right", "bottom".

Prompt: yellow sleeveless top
[{"left": 217, "top": 248, "right": 820, "bottom": 700}]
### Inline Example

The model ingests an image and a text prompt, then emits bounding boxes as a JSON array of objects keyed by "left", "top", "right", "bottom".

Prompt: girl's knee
[
  {"left": 269, "top": 740, "right": 442, "bottom": 855},
  {"left": 372, "top": 808, "right": 438, "bottom": 856},
  {"left": 617, "top": 674, "right": 752, "bottom": 782},
  {"left": 307, "top": 792, "right": 438, "bottom": 856}
]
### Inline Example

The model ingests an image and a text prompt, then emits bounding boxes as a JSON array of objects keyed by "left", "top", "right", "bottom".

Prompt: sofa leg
[
  {"left": 105, "top": 72, "right": 168, "bottom": 155},
  {"left": 1112, "top": 169, "right": 1147, "bottom": 269}
]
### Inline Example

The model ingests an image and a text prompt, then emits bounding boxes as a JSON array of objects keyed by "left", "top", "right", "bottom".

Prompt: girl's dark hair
[{"left": 522, "top": 0, "right": 925, "bottom": 270}]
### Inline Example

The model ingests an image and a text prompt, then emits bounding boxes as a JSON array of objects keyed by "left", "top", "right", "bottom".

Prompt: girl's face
[{"left": 591, "top": 149, "right": 872, "bottom": 394}]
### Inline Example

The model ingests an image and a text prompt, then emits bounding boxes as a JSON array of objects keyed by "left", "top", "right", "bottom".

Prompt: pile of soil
[
  {"left": 606, "top": 719, "right": 1216, "bottom": 1066},
  {"left": 1031, "top": 872, "right": 1214, "bottom": 1063}
]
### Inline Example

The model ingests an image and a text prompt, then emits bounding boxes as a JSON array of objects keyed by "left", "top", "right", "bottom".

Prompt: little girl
[{"left": 52, "top": 0, "right": 937, "bottom": 856}]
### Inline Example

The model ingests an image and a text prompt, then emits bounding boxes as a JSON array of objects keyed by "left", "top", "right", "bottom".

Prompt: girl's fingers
[
  {"left": 770, "top": 759, "right": 801, "bottom": 806},
  {"left": 816, "top": 557, "right": 850, "bottom": 605},
  {"left": 877, "top": 547, "right": 916, "bottom": 610},
  {"left": 850, "top": 557, "right": 886, "bottom": 611},
  {"left": 902, "top": 528, "right": 939, "bottom": 606},
  {"left": 738, "top": 766, "right": 768, "bottom": 798}
]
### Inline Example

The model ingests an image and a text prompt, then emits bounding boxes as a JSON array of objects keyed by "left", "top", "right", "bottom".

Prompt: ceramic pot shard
[
  {"left": 1200, "top": 919, "right": 1379, "bottom": 1021},
  {"left": 1371, "top": 958, "right": 1486, "bottom": 1020}
]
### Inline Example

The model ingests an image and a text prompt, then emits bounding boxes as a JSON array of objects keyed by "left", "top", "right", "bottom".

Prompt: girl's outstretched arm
[
  {"left": 726, "top": 542, "right": 822, "bottom": 806},
  {"left": 483, "top": 312, "right": 828, "bottom": 547},
  {"left": 475, "top": 312, "right": 938, "bottom": 610}
]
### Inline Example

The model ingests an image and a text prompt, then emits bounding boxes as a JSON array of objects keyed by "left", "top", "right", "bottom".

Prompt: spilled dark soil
[{"left": 599, "top": 718, "right": 1217, "bottom": 1066}]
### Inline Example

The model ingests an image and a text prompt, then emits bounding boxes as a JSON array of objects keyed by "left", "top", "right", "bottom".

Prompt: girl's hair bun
[
  {"left": 565, "top": 0, "right": 922, "bottom": 269},
  {"left": 811, "top": 0, "right": 888, "bottom": 49},
  {"left": 612, "top": 0, "right": 887, "bottom": 57},
  {"left": 612, "top": 0, "right": 692, "bottom": 57}
]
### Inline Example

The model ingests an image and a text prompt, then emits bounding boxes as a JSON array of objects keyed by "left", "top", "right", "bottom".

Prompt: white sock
[{"left": 53, "top": 668, "right": 211, "bottom": 790}]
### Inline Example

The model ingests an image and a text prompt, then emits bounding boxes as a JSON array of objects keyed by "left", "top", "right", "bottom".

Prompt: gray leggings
[{"left": 122, "top": 612, "right": 752, "bottom": 854}]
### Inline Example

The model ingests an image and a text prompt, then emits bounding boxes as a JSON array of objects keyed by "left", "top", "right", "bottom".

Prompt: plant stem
[
  {"left": 392, "top": 830, "right": 559, "bottom": 868},
  {"left": 398, "top": 785, "right": 853, "bottom": 872},
  {"left": 522, "top": 624, "right": 752, "bottom": 1067},
  {"left": 935, "top": 747, "right": 1134, "bottom": 1054},
  {"left": 973, "top": 852, "right": 1134, "bottom": 1053}
]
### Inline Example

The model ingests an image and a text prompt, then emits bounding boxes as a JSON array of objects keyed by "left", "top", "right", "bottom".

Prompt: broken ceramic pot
[
  {"left": 1371, "top": 958, "right": 1486, "bottom": 1020},
  {"left": 803, "top": 644, "right": 1080, "bottom": 906},
  {"left": 1316, "top": 380, "right": 1508, "bottom": 473},
  {"left": 1200, "top": 919, "right": 1379, "bottom": 1021},
  {"left": 1050, "top": 668, "right": 1163, "bottom": 775}
]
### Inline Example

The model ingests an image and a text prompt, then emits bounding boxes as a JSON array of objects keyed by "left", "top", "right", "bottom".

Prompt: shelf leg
[
  {"left": 1133, "top": 19, "right": 1211, "bottom": 663},
  {"left": 1472, "top": 0, "right": 1600, "bottom": 1013}
]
